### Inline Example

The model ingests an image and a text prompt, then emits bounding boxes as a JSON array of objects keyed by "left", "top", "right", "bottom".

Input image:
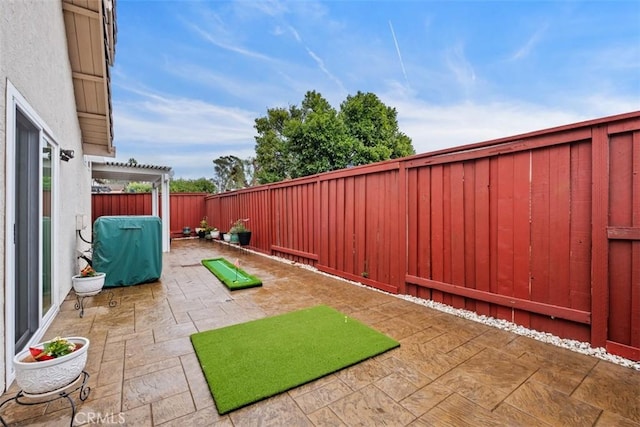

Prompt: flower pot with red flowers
[
  {"left": 13, "top": 336, "right": 90, "bottom": 394},
  {"left": 72, "top": 265, "right": 105, "bottom": 296}
]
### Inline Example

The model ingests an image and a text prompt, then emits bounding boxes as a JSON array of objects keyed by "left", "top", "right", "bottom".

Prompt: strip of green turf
[
  {"left": 190, "top": 305, "right": 400, "bottom": 414},
  {"left": 201, "top": 258, "right": 262, "bottom": 290}
]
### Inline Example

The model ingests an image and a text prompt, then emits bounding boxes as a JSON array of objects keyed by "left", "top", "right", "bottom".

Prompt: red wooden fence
[
  {"left": 92, "top": 112, "right": 640, "bottom": 361},
  {"left": 92, "top": 192, "right": 208, "bottom": 237}
]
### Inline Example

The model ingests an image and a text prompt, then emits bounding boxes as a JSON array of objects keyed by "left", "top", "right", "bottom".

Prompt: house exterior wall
[{"left": 0, "top": 0, "right": 92, "bottom": 389}]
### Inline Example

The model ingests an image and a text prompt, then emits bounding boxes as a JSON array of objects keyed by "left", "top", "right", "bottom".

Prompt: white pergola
[{"left": 91, "top": 161, "right": 173, "bottom": 252}]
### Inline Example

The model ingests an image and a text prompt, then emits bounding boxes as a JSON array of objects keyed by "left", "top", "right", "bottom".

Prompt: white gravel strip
[{"left": 239, "top": 246, "right": 640, "bottom": 371}]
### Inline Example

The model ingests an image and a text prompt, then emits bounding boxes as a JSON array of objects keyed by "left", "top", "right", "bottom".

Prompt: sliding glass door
[{"left": 13, "top": 110, "right": 56, "bottom": 353}]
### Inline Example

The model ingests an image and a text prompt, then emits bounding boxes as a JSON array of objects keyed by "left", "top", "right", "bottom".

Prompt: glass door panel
[{"left": 42, "top": 143, "right": 53, "bottom": 314}]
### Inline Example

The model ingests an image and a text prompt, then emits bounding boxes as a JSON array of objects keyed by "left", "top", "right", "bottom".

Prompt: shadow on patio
[{"left": 1, "top": 239, "right": 638, "bottom": 426}]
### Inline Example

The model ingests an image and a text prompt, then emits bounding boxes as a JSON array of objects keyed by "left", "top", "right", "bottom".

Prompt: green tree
[
  {"left": 254, "top": 106, "right": 300, "bottom": 183},
  {"left": 243, "top": 157, "right": 258, "bottom": 187},
  {"left": 213, "top": 155, "right": 246, "bottom": 192},
  {"left": 127, "top": 158, "right": 138, "bottom": 165},
  {"left": 125, "top": 182, "right": 152, "bottom": 193},
  {"left": 339, "top": 91, "right": 414, "bottom": 165},
  {"left": 253, "top": 90, "right": 414, "bottom": 183},
  {"left": 285, "top": 91, "right": 355, "bottom": 178},
  {"left": 170, "top": 178, "right": 216, "bottom": 193}
]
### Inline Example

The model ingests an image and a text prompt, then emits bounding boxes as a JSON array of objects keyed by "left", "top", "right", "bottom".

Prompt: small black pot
[{"left": 237, "top": 231, "right": 252, "bottom": 246}]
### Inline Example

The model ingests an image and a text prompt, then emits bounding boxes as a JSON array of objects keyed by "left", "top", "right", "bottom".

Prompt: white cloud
[
  {"left": 445, "top": 43, "right": 477, "bottom": 95},
  {"left": 188, "top": 23, "right": 276, "bottom": 62},
  {"left": 111, "top": 82, "right": 261, "bottom": 179},
  {"left": 304, "top": 47, "right": 347, "bottom": 93},
  {"left": 114, "top": 97, "right": 255, "bottom": 146},
  {"left": 511, "top": 22, "right": 549, "bottom": 61},
  {"left": 382, "top": 92, "right": 639, "bottom": 156}
]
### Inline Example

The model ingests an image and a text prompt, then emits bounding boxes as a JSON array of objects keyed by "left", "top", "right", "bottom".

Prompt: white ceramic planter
[
  {"left": 210, "top": 230, "right": 220, "bottom": 239},
  {"left": 13, "top": 337, "right": 90, "bottom": 394},
  {"left": 223, "top": 233, "right": 231, "bottom": 242},
  {"left": 72, "top": 272, "right": 105, "bottom": 296}
]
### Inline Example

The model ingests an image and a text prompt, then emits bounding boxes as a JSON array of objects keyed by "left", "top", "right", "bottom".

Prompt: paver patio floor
[{"left": 1, "top": 239, "right": 638, "bottom": 426}]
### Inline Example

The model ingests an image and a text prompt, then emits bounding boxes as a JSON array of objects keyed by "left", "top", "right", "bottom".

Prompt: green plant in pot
[
  {"left": 197, "top": 216, "right": 208, "bottom": 238},
  {"left": 230, "top": 218, "right": 251, "bottom": 246},
  {"left": 208, "top": 226, "right": 220, "bottom": 240}
]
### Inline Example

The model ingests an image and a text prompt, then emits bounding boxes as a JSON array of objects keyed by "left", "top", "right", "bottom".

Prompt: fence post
[{"left": 591, "top": 125, "right": 609, "bottom": 348}]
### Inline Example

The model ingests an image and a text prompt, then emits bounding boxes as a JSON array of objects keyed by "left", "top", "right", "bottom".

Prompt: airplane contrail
[{"left": 389, "top": 20, "right": 409, "bottom": 87}]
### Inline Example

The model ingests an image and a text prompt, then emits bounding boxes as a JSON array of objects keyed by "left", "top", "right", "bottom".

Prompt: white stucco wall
[{"left": 0, "top": 0, "right": 92, "bottom": 390}]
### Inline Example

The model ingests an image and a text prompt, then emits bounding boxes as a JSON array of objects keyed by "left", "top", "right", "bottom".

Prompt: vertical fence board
[
  {"left": 632, "top": 132, "right": 640, "bottom": 348},
  {"left": 442, "top": 165, "right": 452, "bottom": 306},
  {"left": 608, "top": 133, "right": 633, "bottom": 345},
  {"left": 382, "top": 172, "right": 394, "bottom": 285},
  {"left": 463, "top": 162, "right": 477, "bottom": 312},
  {"left": 450, "top": 163, "right": 466, "bottom": 309},
  {"left": 431, "top": 165, "right": 444, "bottom": 303},
  {"left": 489, "top": 157, "right": 499, "bottom": 318},
  {"left": 513, "top": 152, "right": 532, "bottom": 327},
  {"left": 336, "top": 179, "right": 345, "bottom": 273},
  {"left": 319, "top": 181, "right": 329, "bottom": 264},
  {"left": 355, "top": 175, "right": 367, "bottom": 280},
  {"left": 496, "top": 155, "right": 515, "bottom": 321},
  {"left": 531, "top": 149, "right": 551, "bottom": 331},
  {"left": 330, "top": 180, "right": 339, "bottom": 268},
  {"left": 569, "top": 142, "right": 592, "bottom": 313},
  {"left": 549, "top": 145, "right": 572, "bottom": 322},
  {"left": 344, "top": 178, "right": 355, "bottom": 275},
  {"left": 365, "top": 175, "right": 377, "bottom": 281},
  {"left": 591, "top": 126, "right": 609, "bottom": 347},
  {"left": 302, "top": 184, "right": 309, "bottom": 255},
  {"left": 475, "top": 158, "right": 491, "bottom": 316},
  {"left": 419, "top": 168, "right": 432, "bottom": 284},
  {"left": 407, "top": 169, "right": 418, "bottom": 282}
]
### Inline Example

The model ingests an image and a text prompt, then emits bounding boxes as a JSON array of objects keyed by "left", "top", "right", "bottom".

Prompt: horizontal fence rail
[{"left": 95, "top": 112, "right": 640, "bottom": 361}]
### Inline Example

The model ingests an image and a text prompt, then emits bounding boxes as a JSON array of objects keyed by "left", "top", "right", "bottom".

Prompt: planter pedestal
[
  {"left": 71, "top": 273, "right": 116, "bottom": 317},
  {"left": 74, "top": 290, "right": 117, "bottom": 318},
  {"left": 0, "top": 371, "right": 90, "bottom": 427}
]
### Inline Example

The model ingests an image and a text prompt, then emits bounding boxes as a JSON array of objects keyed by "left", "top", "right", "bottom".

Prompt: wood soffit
[{"left": 62, "top": 0, "right": 117, "bottom": 157}]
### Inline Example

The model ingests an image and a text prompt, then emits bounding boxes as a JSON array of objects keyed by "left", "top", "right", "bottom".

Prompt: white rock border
[{"left": 246, "top": 247, "right": 640, "bottom": 371}]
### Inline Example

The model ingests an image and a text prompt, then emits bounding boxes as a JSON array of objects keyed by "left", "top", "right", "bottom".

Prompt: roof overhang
[
  {"left": 92, "top": 161, "right": 173, "bottom": 252},
  {"left": 91, "top": 161, "right": 173, "bottom": 185},
  {"left": 62, "top": 0, "right": 117, "bottom": 157}
]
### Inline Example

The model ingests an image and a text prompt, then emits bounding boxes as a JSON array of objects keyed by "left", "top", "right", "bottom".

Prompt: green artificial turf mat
[
  {"left": 201, "top": 258, "right": 262, "bottom": 290},
  {"left": 190, "top": 305, "right": 400, "bottom": 414}
]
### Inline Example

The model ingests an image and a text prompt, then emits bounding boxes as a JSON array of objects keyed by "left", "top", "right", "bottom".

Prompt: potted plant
[
  {"left": 196, "top": 216, "right": 208, "bottom": 238},
  {"left": 13, "top": 336, "right": 90, "bottom": 394},
  {"left": 72, "top": 265, "right": 105, "bottom": 296},
  {"left": 230, "top": 218, "right": 251, "bottom": 246},
  {"left": 209, "top": 227, "right": 220, "bottom": 240},
  {"left": 182, "top": 226, "right": 191, "bottom": 237}
]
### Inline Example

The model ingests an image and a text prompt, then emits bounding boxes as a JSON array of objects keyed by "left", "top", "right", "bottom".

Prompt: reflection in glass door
[
  {"left": 42, "top": 142, "right": 53, "bottom": 314},
  {"left": 14, "top": 110, "right": 39, "bottom": 352}
]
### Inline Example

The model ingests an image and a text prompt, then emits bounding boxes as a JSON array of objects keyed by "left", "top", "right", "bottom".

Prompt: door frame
[{"left": 4, "top": 81, "right": 60, "bottom": 387}]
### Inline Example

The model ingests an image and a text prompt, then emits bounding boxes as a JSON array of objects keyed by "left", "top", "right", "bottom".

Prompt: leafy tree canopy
[
  {"left": 254, "top": 90, "right": 414, "bottom": 184},
  {"left": 170, "top": 177, "right": 216, "bottom": 193},
  {"left": 125, "top": 182, "right": 152, "bottom": 193},
  {"left": 213, "top": 155, "right": 248, "bottom": 192},
  {"left": 340, "top": 91, "right": 414, "bottom": 165}
]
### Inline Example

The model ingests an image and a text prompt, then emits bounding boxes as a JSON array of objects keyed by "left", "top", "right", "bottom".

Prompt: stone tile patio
[{"left": 1, "top": 239, "right": 638, "bottom": 426}]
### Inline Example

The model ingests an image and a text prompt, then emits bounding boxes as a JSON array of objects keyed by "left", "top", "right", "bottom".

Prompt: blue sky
[{"left": 111, "top": 0, "right": 640, "bottom": 180}]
